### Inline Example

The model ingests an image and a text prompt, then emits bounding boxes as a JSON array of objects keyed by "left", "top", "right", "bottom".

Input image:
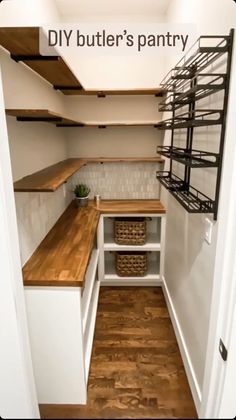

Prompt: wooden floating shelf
[
  {"left": 0, "top": 27, "right": 82, "bottom": 92},
  {"left": 14, "top": 157, "right": 164, "bottom": 193},
  {"left": 0, "top": 27, "right": 165, "bottom": 97},
  {"left": 6, "top": 109, "right": 160, "bottom": 128},
  {"left": 58, "top": 88, "right": 165, "bottom": 97},
  {"left": 14, "top": 159, "right": 86, "bottom": 192},
  {"left": 82, "top": 157, "right": 164, "bottom": 163},
  {"left": 6, "top": 109, "right": 82, "bottom": 126},
  {"left": 58, "top": 122, "right": 161, "bottom": 128}
]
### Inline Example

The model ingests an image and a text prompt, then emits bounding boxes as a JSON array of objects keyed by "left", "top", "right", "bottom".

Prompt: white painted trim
[
  {"left": 162, "top": 275, "right": 201, "bottom": 414},
  {"left": 97, "top": 215, "right": 105, "bottom": 282},
  {"left": 160, "top": 216, "right": 166, "bottom": 279},
  {"left": 82, "top": 249, "right": 99, "bottom": 332},
  {"left": 0, "top": 67, "right": 39, "bottom": 417},
  {"left": 101, "top": 279, "right": 162, "bottom": 286},
  {"left": 84, "top": 280, "right": 100, "bottom": 382},
  {"left": 104, "top": 240, "right": 161, "bottom": 252}
]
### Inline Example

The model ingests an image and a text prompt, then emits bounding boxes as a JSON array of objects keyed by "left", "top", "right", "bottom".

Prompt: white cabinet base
[{"left": 25, "top": 250, "right": 100, "bottom": 405}]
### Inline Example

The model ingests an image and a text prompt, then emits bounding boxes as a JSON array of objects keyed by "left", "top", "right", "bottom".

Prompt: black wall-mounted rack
[{"left": 156, "top": 29, "right": 234, "bottom": 220}]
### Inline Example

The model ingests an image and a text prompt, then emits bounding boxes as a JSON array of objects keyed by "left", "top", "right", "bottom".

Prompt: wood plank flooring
[{"left": 40, "top": 287, "right": 197, "bottom": 419}]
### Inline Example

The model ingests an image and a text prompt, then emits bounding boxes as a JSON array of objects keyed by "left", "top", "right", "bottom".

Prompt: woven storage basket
[
  {"left": 114, "top": 217, "right": 146, "bottom": 245},
  {"left": 116, "top": 251, "right": 148, "bottom": 277}
]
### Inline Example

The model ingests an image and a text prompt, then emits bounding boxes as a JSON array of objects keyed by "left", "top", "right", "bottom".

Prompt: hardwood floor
[{"left": 40, "top": 287, "right": 197, "bottom": 419}]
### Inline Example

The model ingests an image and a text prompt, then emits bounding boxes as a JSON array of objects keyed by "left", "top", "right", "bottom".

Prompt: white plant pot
[{"left": 75, "top": 196, "right": 89, "bottom": 207}]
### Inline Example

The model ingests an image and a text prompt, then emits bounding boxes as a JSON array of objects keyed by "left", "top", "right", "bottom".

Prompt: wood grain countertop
[
  {"left": 23, "top": 200, "right": 166, "bottom": 288},
  {"left": 92, "top": 199, "right": 166, "bottom": 214}
]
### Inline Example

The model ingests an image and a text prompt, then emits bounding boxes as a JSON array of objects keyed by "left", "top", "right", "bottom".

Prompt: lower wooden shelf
[
  {"left": 14, "top": 157, "right": 164, "bottom": 193},
  {"left": 14, "top": 158, "right": 86, "bottom": 192},
  {"left": 6, "top": 109, "right": 161, "bottom": 127}
]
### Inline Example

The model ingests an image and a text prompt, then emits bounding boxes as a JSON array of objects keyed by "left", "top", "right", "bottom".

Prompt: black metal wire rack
[
  {"left": 156, "top": 29, "right": 234, "bottom": 220},
  {"left": 159, "top": 73, "right": 226, "bottom": 112},
  {"left": 157, "top": 146, "right": 219, "bottom": 168}
]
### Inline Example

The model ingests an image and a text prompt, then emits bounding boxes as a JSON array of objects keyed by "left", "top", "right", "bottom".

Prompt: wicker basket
[
  {"left": 114, "top": 217, "right": 146, "bottom": 245},
  {"left": 116, "top": 251, "right": 148, "bottom": 277}
]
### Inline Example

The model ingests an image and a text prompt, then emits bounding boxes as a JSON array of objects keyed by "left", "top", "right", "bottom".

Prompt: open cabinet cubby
[
  {"left": 156, "top": 29, "right": 234, "bottom": 220},
  {"left": 104, "top": 216, "right": 161, "bottom": 251},
  {"left": 104, "top": 251, "right": 160, "bottom": 284},
  {"left": 98, "top": 214, "right": 165, "bottom": 286}
]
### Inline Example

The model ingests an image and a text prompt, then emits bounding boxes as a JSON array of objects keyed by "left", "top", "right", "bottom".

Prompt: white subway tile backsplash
[
  {"left": 15, "top": 185, "right": 73, "bottom": 266},
  {"left": 71, "top": 163, "right": 160, "bottom": 200}
]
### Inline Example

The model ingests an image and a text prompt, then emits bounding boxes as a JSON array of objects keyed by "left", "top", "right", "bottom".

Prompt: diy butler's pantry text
[{"left": 47, "top": 29, "right": 189, "bottom": 52}]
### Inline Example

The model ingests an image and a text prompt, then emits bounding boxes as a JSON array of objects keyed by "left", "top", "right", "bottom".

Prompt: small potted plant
[{"left": 73, "top": 184, "right": 90, "bottom": 207}]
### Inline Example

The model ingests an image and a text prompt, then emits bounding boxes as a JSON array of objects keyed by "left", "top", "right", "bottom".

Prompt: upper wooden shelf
[
  {"left": 6, "top": 109, "right": 160, "bottom": 127},
  {"left": 0, "top": 27, "right": 82, "bottom": 92},
  {"left": 14, "top": 157, "right": 164, "bottom": 193},
  {"left": 59, "top": 88, "right": 165, "bottom": 96},
  {"left": 73, "top": 122, "right": 160, "bottom": 128},
  {"left": 0, "top": 27, "right": 164, "bottom": 97}
]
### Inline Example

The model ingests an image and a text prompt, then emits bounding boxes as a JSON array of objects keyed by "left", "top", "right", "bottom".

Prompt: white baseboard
[
  {"left": 162, "top": 275, "right": 202, "bottom": 414},
  {"left": 101, "top": 280, "right": 162, "bottom": 286}
]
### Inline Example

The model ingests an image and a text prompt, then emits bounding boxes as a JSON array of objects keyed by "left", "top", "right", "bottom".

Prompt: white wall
[
  {"left": 8, "top": 119, "right": 67, "bottom": 182},
  {"left": 56, "top": 0, "right": 167, "bottom": 89},
  {"left": 64, "top": 94, "right": 163, "bottom": 202},
  {"left": 64, "top": 95, "right": 162, "bottom": 123},
  {"left": 0, "top": 67, "right": 39, "bottom": 419},
  {"left": 0, "top": 49, "right": 64, "bottom": 111},
  {"left": 0, "top": 13, "right": 70, "bottom": 267},
  {"left": 163, "top": 0, "right": 236, "bottom": 413},
  {"left": 65, "top": 95, "right": 164, "bottom": 157},
  {"left": 0, "top": 0, "right": 60, "bottom": 26},
  {"left": 67, "top": 126, "right": 161, "bottom": 157}
]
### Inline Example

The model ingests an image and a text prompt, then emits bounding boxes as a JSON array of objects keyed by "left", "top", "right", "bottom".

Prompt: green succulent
[{"left": 73, "top": 184, "right": 90, "bottom": 198}]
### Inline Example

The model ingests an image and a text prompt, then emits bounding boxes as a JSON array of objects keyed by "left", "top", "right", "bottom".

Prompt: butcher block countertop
[
  {"left": 93, "top": 199, "right": 166, "bottom": 214},
  {"left": 23, "top": 200, "right": 166, "bottom": 288}
]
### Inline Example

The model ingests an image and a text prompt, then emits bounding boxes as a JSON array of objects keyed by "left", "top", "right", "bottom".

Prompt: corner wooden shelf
[
  {"left": 14, "top": 159, "right": 86, "bottom": 192},
  {"left": 0, "top": 27, "right": 165, "bottom": 97},
  {"left": 0, "top": 27, "right": 82, "bottom": 92},
  {"left": 13, "top": 157, "right": 164, "bottom": 193},
  {"left": 6, "top": 109, "right": 161, "bottom": 128}
]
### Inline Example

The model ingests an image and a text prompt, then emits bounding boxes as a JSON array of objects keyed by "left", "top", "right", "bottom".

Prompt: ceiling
[{"left": 55, "top": 0, "right": 171, "bottom": 20}]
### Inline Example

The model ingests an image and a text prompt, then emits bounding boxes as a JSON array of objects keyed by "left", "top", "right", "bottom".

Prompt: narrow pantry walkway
[{"left": 40, "top": 287, "right": 197, "bottom": 419}]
